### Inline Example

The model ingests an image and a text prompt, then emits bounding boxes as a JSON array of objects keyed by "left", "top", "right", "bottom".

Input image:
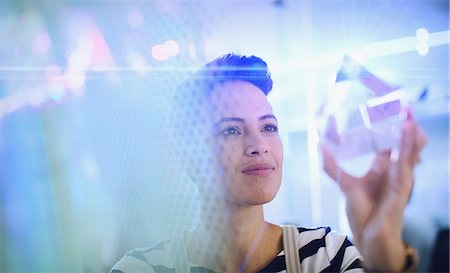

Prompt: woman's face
[{"left": 208, "top": 80, "right": 283, "bottom": 206}]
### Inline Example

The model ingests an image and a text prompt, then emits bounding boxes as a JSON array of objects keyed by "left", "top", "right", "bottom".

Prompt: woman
[{"left": 111, "top": 54, "right": 426, "bottom": 273}]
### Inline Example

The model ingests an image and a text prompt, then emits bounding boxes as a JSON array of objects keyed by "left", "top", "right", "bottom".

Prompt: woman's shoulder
[
  {"left": 294, "top": 226, "right": 364, "bottom": 272},
  {"left": 296, "top": 226, "right": 340, "bottom": 244},
  {"left": 110, "top": 240, "right": 173, "bottom": 273}
]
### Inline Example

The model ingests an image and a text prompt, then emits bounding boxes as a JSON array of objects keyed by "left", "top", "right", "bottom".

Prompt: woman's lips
[{"left": 241, "top": 163, "right": 275, "bottom": 177}]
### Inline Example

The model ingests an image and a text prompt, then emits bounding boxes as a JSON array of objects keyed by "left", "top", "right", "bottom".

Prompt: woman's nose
[{"left": 244, "top": 135, "right": 268, "bottom": 157}]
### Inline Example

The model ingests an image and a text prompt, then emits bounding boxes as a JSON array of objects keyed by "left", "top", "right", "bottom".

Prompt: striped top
[{"left": 110, "top": 227, "right": 364, "bottom": 273}]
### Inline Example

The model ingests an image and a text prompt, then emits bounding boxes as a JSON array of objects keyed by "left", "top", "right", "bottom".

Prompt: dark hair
[{"left": 184, "top": 53, "right": 273, "bottom": 96}]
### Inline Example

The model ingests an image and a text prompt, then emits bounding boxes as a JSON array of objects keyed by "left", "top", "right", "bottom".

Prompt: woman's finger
[
  {"left": 320, "top": 143, "right": 358, "bottom": 192},
  {"left": 414, "top": 122, "right": 427, "bottom": 164},
  {"left": 399, "top": 109, "right": 427, "bottom": 167}
]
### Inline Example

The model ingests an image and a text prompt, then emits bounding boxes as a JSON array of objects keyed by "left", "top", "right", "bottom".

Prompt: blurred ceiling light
[
  {"left": 284, "top": 30, "right": 449, "bottom": 70},
  {"left": 68, "top": 36, "right": 94, "bottom": 70},
  {"left": 416, "top": 41, "right": 429, "bottom": 56},
  {"left": 163, "top": 40, "right": 180, "bottom": 57},
  {"left": 347, "top": 51, "right": 366, "bottom": 65},
  {"left": 415, "top": 28, "right": 429, "bottom": 56},
  {"left": 68, "top": 49, "right": 92, "bottom": 71},
  {"left": 358, "top": 30, "right": 447, "bottom": 58},
  {"left": 416, "top": 27, "right": 429, "bottom": 42}
]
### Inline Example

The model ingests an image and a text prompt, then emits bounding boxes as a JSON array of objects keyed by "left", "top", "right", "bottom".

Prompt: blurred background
[{"left": 0, "top": 0, "right": 448, "bottom": 272}]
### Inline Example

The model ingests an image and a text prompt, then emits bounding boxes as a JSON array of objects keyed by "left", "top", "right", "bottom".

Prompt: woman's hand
[{"left": 321, "top": 109, "right": 427, "bottom": 272}]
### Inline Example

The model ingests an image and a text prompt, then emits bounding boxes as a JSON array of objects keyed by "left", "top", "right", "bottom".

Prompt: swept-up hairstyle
[{"left": 179, "top": 53, "right": 273, "bottom": 99}]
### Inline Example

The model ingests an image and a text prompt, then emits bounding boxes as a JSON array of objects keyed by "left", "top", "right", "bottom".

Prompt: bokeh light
[
  {"left": 163, "top": 40, "right": 180, "bottom": 57},
  {"left": 151, "top": 43, "right": 168, "bottom": 61},
  {"left": 416, "top": 27, "right": 430, "bottom": 41},
  {"left": 416, "top": 41, "right": 430, "bottom": 56}
]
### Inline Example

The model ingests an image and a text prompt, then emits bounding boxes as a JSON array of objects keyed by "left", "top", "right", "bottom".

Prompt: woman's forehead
[{"left": 208, "top": 80, "right": 273, "bottom": 119}]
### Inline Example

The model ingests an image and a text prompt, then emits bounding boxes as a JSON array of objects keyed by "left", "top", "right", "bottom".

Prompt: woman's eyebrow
[
  {"left": 212, "top": 114, "right": 277, "bottom": 129},
  {"left": 212, "top": 117, "right": 245, "bottom": 129},
  {"left": 259, "top": 114, "right": 277, "bottom": 122}
]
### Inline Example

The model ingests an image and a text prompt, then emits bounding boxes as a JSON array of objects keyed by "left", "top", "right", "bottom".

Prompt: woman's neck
[{"left": 185, "top": 204, "right": 282, "bottom": 273}]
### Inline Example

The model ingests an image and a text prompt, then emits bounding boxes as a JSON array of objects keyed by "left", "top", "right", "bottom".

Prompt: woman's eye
[
  {"left": 263, "top": 124, "right": 278, "bottom": 133},
  {"left": 220, "top": 126, "right": 241, "bottom": 136}
]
